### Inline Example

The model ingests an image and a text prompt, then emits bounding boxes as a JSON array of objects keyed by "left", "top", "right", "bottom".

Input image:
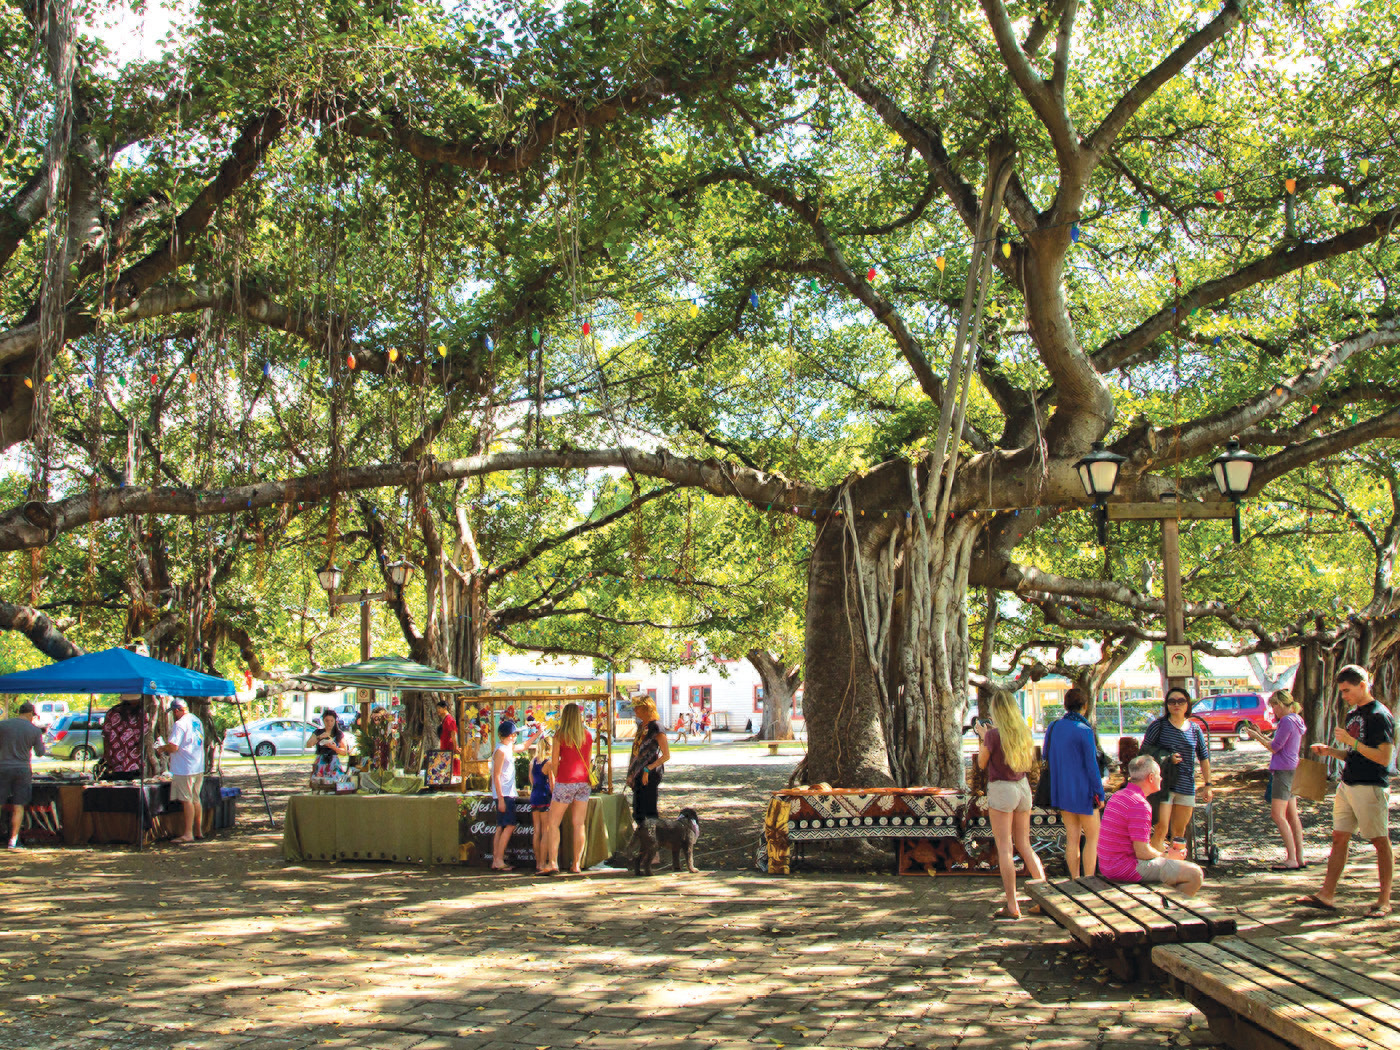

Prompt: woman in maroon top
[{"left": 539, "top": 703, "right": 593, "bottom": 874}]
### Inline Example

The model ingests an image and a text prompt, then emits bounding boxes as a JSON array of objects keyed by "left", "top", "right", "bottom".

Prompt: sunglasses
[{"left": 1166, "top": 697, "right": 1189, "bottom": 705}]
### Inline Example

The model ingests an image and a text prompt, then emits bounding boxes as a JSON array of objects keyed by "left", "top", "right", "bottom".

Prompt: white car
[
  {"left": 223, "top": 718, "right": 320, "bottom": 757},
  {"left": 31, "top": 699, "right": 71, "bottom": 731}
]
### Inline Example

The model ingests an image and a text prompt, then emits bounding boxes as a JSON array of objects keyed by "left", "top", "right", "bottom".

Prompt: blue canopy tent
[
  {"left": 0, "top": 647, "right": 236, "bottom": 697},
  {"left": 0, "top": 647, "right": 272, "bottom": 843}
]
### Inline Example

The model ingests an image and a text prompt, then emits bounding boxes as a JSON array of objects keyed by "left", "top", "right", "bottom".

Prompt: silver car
[
  {"left": 44, "top": 711, "right": 106, "bottom": 760},
  {"left": 223, "top": 718, "right": 319, "bottom": 757}
]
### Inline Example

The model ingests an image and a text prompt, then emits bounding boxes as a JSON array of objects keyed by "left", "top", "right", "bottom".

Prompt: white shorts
[
  {"left": 170, "top": 774, "right": 204, "bottom": 804},
  {"left": 987, "top": 778, "right": 1032, "bottom": 814}
]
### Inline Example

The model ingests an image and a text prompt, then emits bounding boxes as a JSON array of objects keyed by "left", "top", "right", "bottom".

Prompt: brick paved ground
[{"left": 3, "top": 744, "right": 1395, "bottom": 1050}]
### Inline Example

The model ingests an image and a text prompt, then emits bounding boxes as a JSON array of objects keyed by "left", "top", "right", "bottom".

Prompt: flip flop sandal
[
  {"left": 1294, "top": 894, "right": 1338, "bottom": 911},
  {"left": 991, "top": 907, "right": 1022, "bottom": 920},
  {"left": 1270, "top": 864, "right": 1303, "bottom": 871},
  {"left": 1364, "top": 905, "right": 1392, "bottom": 919}
]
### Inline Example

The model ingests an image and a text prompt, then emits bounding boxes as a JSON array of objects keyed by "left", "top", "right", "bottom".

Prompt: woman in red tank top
[{"left": 539, "top": 703, "right": 593, "bottom": 874}]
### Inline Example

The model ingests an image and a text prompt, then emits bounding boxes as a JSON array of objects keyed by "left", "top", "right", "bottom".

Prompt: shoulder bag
[{"left": 1032, "top": 721, "right": 1055, "bottom": 808}]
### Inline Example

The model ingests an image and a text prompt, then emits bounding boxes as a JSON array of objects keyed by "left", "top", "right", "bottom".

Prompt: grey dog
[{"left": 632, "top": 807, "right": 701, "bottom": 875}]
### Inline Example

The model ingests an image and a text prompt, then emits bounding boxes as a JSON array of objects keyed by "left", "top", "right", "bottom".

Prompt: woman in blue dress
[{"left": 1045, "top": 687, "right": 1105, "bottom": 878}]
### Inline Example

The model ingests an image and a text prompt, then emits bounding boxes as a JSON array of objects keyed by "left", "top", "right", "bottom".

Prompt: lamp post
[
  {"left": 1209, "top": 437, "right": 1262, "bottom": 544},
  {"left": 1073, "top": 441, "right": 1129, "bottom": 546},
  {"left": 1087, "top": 437, "right": 1252, "bottom": 693}
]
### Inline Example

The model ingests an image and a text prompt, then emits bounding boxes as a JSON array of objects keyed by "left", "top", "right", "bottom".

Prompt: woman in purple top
[{"left": 1244, "top": 689, "right": 1306, "bottom": 870}]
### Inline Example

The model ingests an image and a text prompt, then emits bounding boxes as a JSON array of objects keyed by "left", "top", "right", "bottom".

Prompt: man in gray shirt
[{"left": 1, "top": 701, "right": 47, "bottom": 848}]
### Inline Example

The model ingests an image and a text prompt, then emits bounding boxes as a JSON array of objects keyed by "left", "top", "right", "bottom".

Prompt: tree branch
[
  {"left": 1092, "top": 203, "right": 1400, "bottom": 374},
  {"left": 1084, "top": 1, "right": 1242, "bottom": 161},
  {"left": 0, "top": 446, "right": 830, "bottom": 551}
]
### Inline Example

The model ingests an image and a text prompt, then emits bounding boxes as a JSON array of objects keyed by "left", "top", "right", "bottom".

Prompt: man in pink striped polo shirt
[{"left": 1099, "top": 755, "right": 1205, "bottom": 895}]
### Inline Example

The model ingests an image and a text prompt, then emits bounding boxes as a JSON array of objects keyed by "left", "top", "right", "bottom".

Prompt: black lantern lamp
[
  {"left": 386, "top": 559, "right": 414, "bottom": 591},
  {"left": 1074, "top": 440, "right": 1128, "bottom": 545},
  {"left": 316, "top": 563, "right": 343, "bottom": 596},
  {"left": 1210, "top": 437, "right": 1261, "bottom": 543},
  {"left": 316, "top": 564, "right": 343, "bottom": 615}
]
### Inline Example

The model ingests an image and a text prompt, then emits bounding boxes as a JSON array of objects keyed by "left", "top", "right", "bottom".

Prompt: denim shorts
[{"left": 493, "top": 795, "right": 518, "bottom": 827}]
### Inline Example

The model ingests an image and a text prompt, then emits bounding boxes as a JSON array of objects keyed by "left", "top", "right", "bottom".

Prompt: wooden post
[
  {"left": 607, "top": 690, "right": 616, "bottom": 795},
  {"left": 1162, "top": 516, "right": 1187, "bottom": 693},
  {"left": 456, "top": 694, "right": 467, "bottom": 794}
]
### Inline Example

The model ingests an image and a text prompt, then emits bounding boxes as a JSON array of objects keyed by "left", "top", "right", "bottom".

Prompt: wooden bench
[
  {"left": 1026, "top": 876, "right": 1236, "bottom": 980},
  {"left": 1153, "top": 936, "right": 1400, "bottom": 1050}
]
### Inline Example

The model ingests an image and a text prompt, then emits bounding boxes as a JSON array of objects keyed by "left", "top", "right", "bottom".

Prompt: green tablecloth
[{"left": 281, "top": 791, "right": 633, "bottom": 868}]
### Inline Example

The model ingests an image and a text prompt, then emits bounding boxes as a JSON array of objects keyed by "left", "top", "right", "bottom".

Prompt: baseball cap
[
  {"left": 168, "top": 697, "right": 188, "bottom": 711},
  {"left": 498, "top": 719, "right": 516, "bottom": 738}
]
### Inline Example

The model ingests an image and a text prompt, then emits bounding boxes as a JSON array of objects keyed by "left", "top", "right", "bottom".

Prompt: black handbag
[
  {"left": 1033, "top": 721, "right": 1054, "bottom": 808},
  {"left": 1032, "top": 759, "right": 1053, "bottom": 808},
  {"left": 1095, "top": 738, "right": 1114, "bottom": 777}
]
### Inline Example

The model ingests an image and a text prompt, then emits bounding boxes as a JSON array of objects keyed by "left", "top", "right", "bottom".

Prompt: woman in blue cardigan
[{"left": 1045, "top": 687, "right": 1106, "bottom": 878}]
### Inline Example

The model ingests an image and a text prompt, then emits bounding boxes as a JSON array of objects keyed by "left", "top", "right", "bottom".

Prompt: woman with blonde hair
[
  {"left": 539, "top": 703, "right": 593, "bottom": 875},
  {"left": 976, "top": 690, "right": 1046, "bottom": 919},
  {"left": 1244, "top": 689, "right": 1307, "bottom": 869}
]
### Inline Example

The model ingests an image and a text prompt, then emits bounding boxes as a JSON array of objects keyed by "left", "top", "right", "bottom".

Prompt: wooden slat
[
  {"left": 1280, "top": 936, "right": 1400, "bottom": 997},
  {"left": 1108, "top": 880, "right": 1216, "bottom": 939},
  {"left": 1053, "top": 878, "right": 1150, "bottom": 942},
  {"left": 1213, "top": 939, "right": 1400, "bottom": 1045},
  {"left": 1121, "top": 883, "right": 1236, "bottom": 937},
  {"left": 1025, "top": 879, "right": 1126, "bottom": 948},
  {"left": 1153, "top": 943, "right": 1389, "bottom": 1050},
  {"left": 1247, "top": 939, "right": 1400, "bottom": 1033},
  {"left": 1078, "top": 877, "right": 1203, "bottom": 942}
]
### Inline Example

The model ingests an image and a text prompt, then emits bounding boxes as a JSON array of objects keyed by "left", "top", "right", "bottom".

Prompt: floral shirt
[{"left": 102, "top": 701, "right": 144, "bottom": 774}]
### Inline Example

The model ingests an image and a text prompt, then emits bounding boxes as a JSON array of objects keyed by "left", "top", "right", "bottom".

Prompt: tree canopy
[{"left": 2, "top": 0, "right": 1398, "bottom": 782}]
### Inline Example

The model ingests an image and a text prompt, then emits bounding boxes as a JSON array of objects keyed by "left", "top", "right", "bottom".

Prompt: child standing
[
  {"left": 488, "top": 720, "right": 519, "bottom": 872},
  {"left": 529, "top": 735, "right": 554, "bottom": 875}
]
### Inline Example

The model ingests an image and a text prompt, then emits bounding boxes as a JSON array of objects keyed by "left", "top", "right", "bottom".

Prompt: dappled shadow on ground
[
  {"left": 3, "top": 747, "right": 1394, "bottom": 1049},
  {"left": 1, "top": 833, "right": 1252, "bottom": 1050}
]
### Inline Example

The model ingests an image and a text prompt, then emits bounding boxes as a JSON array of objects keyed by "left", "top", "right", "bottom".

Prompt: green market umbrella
[{"left": 297, "top": 655, "right": 481, "bottom": 694}]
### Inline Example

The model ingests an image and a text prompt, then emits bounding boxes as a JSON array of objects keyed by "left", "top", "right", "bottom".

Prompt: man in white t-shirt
[{"left": 157, "top": 698, "right": 205, "bottom": 843}]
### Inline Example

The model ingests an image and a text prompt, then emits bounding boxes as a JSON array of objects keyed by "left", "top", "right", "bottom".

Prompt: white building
[{"left": 484, "top": 651, "right": 798, "bottom": 735}]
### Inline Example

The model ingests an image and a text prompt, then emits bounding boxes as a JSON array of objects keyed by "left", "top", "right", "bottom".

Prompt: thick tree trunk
[
  {"left": 747, "top": 649, "right": 798, "bottom": 741},
  {"left": 803, "top": 471, "right": 978, "bottom": 788}
]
